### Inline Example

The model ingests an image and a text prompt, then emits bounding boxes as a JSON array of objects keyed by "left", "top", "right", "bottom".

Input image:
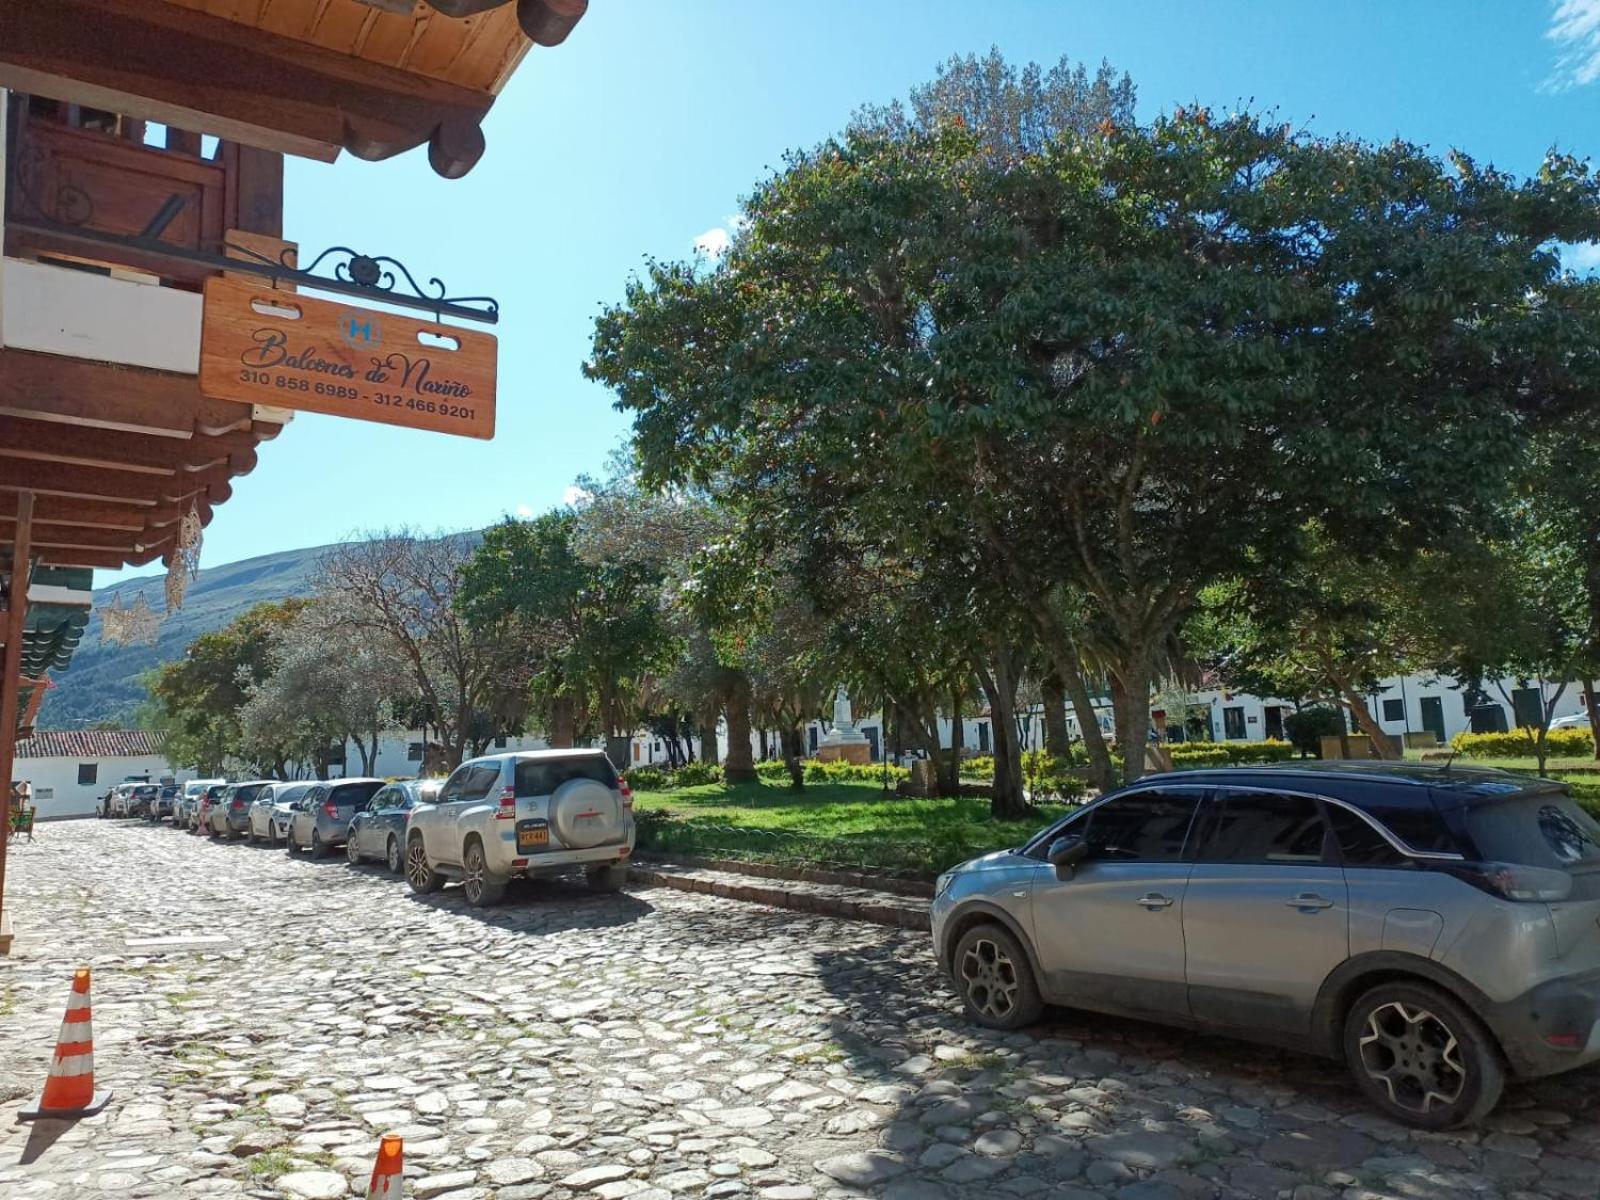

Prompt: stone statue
[{"left": 831, "top": 685, "right": 855, "bottom": 736}]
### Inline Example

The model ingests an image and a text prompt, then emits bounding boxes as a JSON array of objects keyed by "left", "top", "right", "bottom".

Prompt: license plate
[{"left": 517, "top": 822, "right": 549, "bottom": 851}]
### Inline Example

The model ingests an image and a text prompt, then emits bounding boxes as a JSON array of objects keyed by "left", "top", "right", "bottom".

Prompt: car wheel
[
  {"left": 287, "top": 833, "right": 302, "bottom": 857},
  {"left": 951, "top": 923, "right": 1044, "bottom": 1031},
  {"left": 1344, "top": 981, "right": 1505, "bottom": 1129},
  {"left": 462, "top": 839, "right": 506, "bottom": 907},
  {"left": 346, "top": 835, "right": 362, "bottom": 865},
  {"left": 311, "top": 831, "right": 328, "bottom": 859},
  {"left": 586, "top": 863, "right": 628, "bottom": 894},
  {"left": 406, "top": 835, "right": 444, "bottom": 894},
  {"left": 386, "top": 836, "right": 403, "bottom": 875}
]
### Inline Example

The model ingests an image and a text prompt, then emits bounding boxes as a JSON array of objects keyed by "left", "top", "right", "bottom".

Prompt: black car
[
  {"left": 125, "top": 783, "right": 160, "bottom": 818},
  {"left": 347, "top": 779, "right": 442, "bottom": 873}
]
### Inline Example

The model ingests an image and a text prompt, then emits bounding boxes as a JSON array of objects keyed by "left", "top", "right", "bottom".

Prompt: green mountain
[{"left": 36, "top": 541, "right": 344, "bottom": 729}]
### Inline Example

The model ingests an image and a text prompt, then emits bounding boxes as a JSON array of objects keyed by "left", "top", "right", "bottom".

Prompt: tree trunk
[
  {"left": 946, "top": 688, "right": 964, "bottom": 797},
  {"left": 976, "top": 657, "right": 1029, "bottom": 820},
  {"left": 1339, "top": 686, "right": 1400, "bottom": 760},
  {"left": 723, "top": 685, "right": 759, "bottom": 784},
  {"left": 782, "top": 723, "right": 806, "bottom": 791},
  {"left": 758, "top": 728, "right": 770, "bottom": 760},
  {"left": 1057, "top": 651, "right": 1116, "bottom": 791},
  {"left": 1584, "top": 677, "right": 1600, "bottom": 762},
  {"left": 1041, "top": 672, "right": 1071, "bottom": 760},
  {"left": 547, "top": 697, "right": 576, "bottom": 749},
  {"left": 699, "top": 715, "right": 720, "bottom": 768},
  {"left": 1109, "top": 650, "right": 1153, "bottom": 784}
]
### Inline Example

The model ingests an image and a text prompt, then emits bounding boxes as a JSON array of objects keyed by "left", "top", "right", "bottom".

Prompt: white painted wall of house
[{"left": 15, "top": 754, "right": 191, "bottom": 821}]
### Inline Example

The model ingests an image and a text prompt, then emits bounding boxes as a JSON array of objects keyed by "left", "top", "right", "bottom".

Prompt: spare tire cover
[{"left": 549, "top": 778, "right": 623, "bottom": 849}]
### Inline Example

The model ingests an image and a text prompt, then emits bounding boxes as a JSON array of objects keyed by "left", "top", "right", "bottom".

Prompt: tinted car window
[
  {"left": 329, "top": 781, "right": 383, "bottom": 809},
  {"left": 1198, "top": 791, "right": 1328, "bottom": 864},
  {"left": 458, "top": 764, "right": 502, "bottom": 801},
  {"left": 1083, "top": 790, "right": 1200, "bottom": 863},
  {"left": 1355, "top": 790, "right": 1457, "bottom": 853},
  {"left": 232, "top": 784, "right": 267, "bottom": 804},
  {"left": 515, "top": 756, "right": 618, "bottom": 797},
  {"left": 276, "top": 783, "right": 311, "bottom": 806},
  {"left": 1464, "top": 794, "right": 1600, "bottom": 871},
  {"left": 1325, "top": 803, "right": 1411, "bottom": 868}
]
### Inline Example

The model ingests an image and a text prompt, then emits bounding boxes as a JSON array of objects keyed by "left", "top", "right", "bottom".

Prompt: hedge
[
  {"left": 623, "top": 762, "right": 724, "bottom": 791},
  {"left": 1450, "top": 728, "right": 1595, "bottom": 760},
  {"left": 1169, "top": 739, "right": 1296, "bottom": 766}
]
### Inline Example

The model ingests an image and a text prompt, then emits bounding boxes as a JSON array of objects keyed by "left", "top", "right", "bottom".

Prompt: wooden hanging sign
[{"left": 198, "top": 277, "right": 496, "bottom": 439}]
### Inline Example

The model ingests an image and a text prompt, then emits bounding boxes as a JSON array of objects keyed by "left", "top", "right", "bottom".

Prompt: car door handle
[
  {"left": 1136, "top": 893, "right": 1174, "bottom": 910},
  {"left": 1286, "top": 893, "right": 1335, "bottom": 910}
]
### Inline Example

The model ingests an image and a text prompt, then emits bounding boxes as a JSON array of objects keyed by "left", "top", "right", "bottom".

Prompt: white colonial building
[{"left": 14, "top": 730, "right": 189, "bottom": 821}]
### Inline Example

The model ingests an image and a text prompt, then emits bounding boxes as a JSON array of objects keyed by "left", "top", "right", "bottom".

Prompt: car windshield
[
  {"left": 1464, "top": 792, "right": 1600, "bottom": 874},
  {"left": 275, "top": 784, "right": 311, "bottom": 806},
  {"left": 329, "top": 781, "right": 383, "bottom": 807},
  {"left": 515, "top": 757, "right": 617, "bottom": 796}
]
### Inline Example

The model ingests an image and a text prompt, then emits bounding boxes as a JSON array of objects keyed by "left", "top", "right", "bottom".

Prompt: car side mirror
[{"left": 1047, "top": 834, "right": 1089, "bottom": 880}]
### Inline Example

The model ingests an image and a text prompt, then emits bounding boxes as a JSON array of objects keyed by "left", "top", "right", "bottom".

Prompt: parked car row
[{"left": 120, "top": 750, "right": 636, "bottom": 906}]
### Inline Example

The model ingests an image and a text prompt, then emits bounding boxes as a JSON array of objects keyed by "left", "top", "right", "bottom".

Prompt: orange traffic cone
[
  {"left": 368, "top": 1132, "right": 403, "bottom": 1198},
  {"left": 18, "top": 967, "right": 112, "bottom": 1121}
]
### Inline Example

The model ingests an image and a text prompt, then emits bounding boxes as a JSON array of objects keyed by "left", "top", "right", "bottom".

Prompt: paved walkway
[{"left": 0, "top": 821, "right": 1598, "bottom": 1199}]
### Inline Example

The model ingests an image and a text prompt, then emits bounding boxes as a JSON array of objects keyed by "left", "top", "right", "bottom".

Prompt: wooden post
[{"left": 0, "top": 491, "right": 34, "bottom": 955}]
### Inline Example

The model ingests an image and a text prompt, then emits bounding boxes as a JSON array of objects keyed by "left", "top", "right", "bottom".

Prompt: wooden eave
[
  {"left": 0, "top": 0, "right": 589, "bottom": 178},
  {"left": 0, "top": 347, "right": 281, "bottom": 571}
]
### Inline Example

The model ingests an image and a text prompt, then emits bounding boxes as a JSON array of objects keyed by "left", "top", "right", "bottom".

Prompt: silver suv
[
  {"left": 405, "top": 750, "right": 634, "bottom": 906},
  {"left": 932, "top": 763, "right": 1600, "bottom": 1129}
]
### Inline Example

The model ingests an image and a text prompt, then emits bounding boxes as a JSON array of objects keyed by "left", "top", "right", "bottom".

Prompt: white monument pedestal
[{"left": 817, "top": 686, "right": 872, "bottom": 765}]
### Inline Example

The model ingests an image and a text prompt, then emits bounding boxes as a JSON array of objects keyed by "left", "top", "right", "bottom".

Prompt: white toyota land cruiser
[{"left": 405, "top": 749, "right": 634, "bottom": 906}]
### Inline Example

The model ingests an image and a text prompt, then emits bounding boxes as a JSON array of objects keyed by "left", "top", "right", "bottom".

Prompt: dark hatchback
[{"left": 347, "top": 779, "right": 442, "bottom": 874}]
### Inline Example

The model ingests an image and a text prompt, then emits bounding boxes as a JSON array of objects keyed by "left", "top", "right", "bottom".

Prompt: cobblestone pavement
[{"left": 2, "top": 822, "right": 1599, "bottom": 1200}]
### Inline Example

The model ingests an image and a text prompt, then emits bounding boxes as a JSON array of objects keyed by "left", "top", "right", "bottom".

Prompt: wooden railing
[{"left": 3, "top": 93, "right": 281, "bottom": 288}]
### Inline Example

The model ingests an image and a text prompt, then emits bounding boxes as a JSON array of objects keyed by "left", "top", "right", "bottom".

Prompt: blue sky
[{"left": 104, "top": 0, "right": 1600, "bottom": 586}]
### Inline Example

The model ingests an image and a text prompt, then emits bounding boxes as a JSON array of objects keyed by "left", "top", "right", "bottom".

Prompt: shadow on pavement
[{"left": 400, "top": 876, "right": 655, "bottom": 936}]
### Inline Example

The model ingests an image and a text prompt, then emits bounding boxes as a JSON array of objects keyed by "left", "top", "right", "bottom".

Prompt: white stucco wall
[{"left": 15, "top": 754, "right": 190, "bottom": 821}]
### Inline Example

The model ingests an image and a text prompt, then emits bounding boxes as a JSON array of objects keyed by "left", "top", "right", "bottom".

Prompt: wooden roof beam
[
  {"left": 0, "top": 418, "right": 261, "bottom": 475},
  {"left": 0, "top": 460, "right": 234, "bottom": 505},
  {"left": 0, "top": 495, "right": 178, "bottom": 531},
  {"left": 0, "top": 348, "right": 256, "bottom": 438},
  {"left": 0, "top": 0, "right": 498, "bottom": 177}
]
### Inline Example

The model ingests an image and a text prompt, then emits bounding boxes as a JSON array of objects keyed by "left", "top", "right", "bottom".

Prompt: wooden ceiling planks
[
  {"left": 162, "top": 0, "right": 532, "bottom": 93},
  {"left": 0, "top": 348, "right": 277, "bottom": 570}
]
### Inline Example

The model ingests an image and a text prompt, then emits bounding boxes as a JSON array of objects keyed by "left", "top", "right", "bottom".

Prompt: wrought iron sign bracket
[{"left": 5, "top": 216, "right": 500, "bottom": 326}]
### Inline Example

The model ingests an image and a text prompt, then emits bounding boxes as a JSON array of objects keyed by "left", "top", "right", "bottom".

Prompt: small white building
[{"left": 15, "top": 730, "right": 184, "bottom": 821}]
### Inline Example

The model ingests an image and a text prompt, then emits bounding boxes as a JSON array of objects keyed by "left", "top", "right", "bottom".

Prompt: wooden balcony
[{"left": 3, "top": 92, "right": 281, "bottom": 288}]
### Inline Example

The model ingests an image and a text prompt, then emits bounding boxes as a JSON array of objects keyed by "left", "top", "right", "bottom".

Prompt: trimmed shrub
[
  {"left": 624, "top": 766, "right": 672, "bottom": 791},
  {"left": 622, "top": 762, "right": 725, "bottom": 792},
  {"left": 1020, "top": 750, "right": 1087, "bottom": 799},
  {"left": 1224, "top": 739, "right": 1296, "bottom": 764},
  {"left": 963, "top": 755, "right": 996, "bottom": 779},
  {"left": 1450, "top": 728, "right": 1595, "bottom": 760},
  {"left": 672, "top": 761, "right": 723, "bottom": 787},
  {"left": 1284, "top": 706, "right": 1346, "bottom": 757},
  {"left": 754, "top": 760, "right": 791, "bottom": 781},
  {"left": 1167, "top": 744, "right": 1230, "bottom": 767}
]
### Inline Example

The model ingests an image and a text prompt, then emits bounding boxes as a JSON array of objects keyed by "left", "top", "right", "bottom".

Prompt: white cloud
[
  {"left": 514, "top": 504, "right": 534, "bottom": 518},
  {"left": 694, "top": 226, "right": 731, "bottom": 258},
  {"left": 1564, "top": 241, "right": 1600, "bottom": 272},
  {"left": 562, "top": 485, "right": 592, "bottom": 508},
  {"left": 1547, "top": 0, "right": 1600, "bottom": 88}
]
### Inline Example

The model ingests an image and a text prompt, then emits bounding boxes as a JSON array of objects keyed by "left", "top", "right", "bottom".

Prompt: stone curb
[
  {"left": 634, "top": 851, "right": 934, "bottom": 898},
  {"left": 627, "top": 864, "right": 931, "bottom": 931}
]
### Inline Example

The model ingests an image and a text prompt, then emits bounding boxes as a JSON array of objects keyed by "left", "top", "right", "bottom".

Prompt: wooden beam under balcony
[
  {"left": 0, "top": 0, "right": 510, "bottom": 177},
  {"left": 0, "top": 348, "right": 263, "bottom": 437}
]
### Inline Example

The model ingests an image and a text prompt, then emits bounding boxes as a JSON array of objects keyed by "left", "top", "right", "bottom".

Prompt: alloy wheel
[
  {"left": 1358, "top": 1001, "right": 1468, "bottom": 1115},
  {"left": 958, "top": 936, "right": 1021, "bottom": 1022},
  {"left": 387, "top": 837, "right": 403, "bottom": 874},
  {"left": 406, "top": 840, "right": 433, "bottom": 890},
  {"left": 464, "top": 843, "right": 486, "bottom": 903},
  {"left": 346, "top": 835, "right": 362, "bottom": 865}
]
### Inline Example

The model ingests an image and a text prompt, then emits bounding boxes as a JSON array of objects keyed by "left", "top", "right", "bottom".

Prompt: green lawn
[
  {"left": 631, "top": 780, "right": 1070, "bottom": 879},
  {"left": 1404, "top": 752, "right": 1600, "bottom": 774}
]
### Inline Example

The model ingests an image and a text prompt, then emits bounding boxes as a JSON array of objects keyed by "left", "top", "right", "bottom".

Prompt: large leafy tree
[
  {"left": 311, "top": 531, "right": 517, "bottom": 771},
  {"left": 588, "top": 109, "right": 1600, "bottom": 784},
  {"left": 458, "top": 511, "right": 673, "bottom": 765},
  {"left": 142, "top": 598, "right": 307, "bottom": 774}
]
